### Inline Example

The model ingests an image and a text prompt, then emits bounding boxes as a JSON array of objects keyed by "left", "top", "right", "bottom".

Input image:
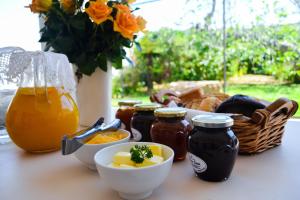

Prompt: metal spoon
[{"left": 61, "top": 118, "right": 121, "bottom": 155}]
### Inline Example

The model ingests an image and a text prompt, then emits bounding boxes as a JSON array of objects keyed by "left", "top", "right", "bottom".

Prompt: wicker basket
[
  {"left": 150, "top": 90, "right": 298, "bottom": 154},
  {"left": 231, "top": 98, "right": 298, "bottom": 154}
]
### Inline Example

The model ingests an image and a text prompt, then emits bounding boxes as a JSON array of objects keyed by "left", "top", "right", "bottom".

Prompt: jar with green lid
[
  {"left": 130, "top": 103, "right": 162, "bottom": 142},
  {"left": 150, "top": 107, "right": 192, "bottom": 161},
  {"left": 115, "top": 100, "right": 142, "bottom": 136}
]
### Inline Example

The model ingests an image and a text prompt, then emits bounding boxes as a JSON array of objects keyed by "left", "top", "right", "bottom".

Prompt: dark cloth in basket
[{"left": 215, "top": 94, "right": 267, "bottom": 118}]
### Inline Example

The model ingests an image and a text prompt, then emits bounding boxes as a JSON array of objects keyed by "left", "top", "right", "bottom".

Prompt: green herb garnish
[{"left": 130, "top": 145, "right": 153, "bottom": 163}]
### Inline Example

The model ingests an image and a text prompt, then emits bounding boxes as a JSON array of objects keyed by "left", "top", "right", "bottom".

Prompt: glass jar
[
  {"left": 131, "top": 103, "right": 161, "bottom": 142},
  {"left": 151, "top": 107, "right": 192, "bottom": 161},
  {"left": 5, "top": 51, "right": 79, "bottom": 153},
  {"left": 115, "top": 100, "right": 142, "bottom": 137},
  {"left": 187, "top": 114, "right": 239, "bottom": 182}
]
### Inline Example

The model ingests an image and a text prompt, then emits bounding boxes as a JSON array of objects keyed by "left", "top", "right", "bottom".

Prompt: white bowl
[
  {"left": 74, "top": 129, "right": 130, "bottom": 170},
  {"left": 94, "top": 142, "right": 174, "bottom": 200}
]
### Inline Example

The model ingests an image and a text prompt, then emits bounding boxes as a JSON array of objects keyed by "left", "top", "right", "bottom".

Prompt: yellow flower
[
  {"left": 136, "top": 16, "right": 147, "bottom": 32},
  {"left": 60, "top": 0, "right": 76, "bottom": 14},
  {"left": 85, "top": 0, "right": 113, "bottom": 25},
  {"left": 28, "top": 0, "right": 52, "bottom": 13},
  {"left": 114, "top": 11, "right": 139, "bottom": 40},
  {"left": 127, "top": 0, "right": 136, "bottom": 4},
  {"left": 114, "top": 4, "right": 131, "bottom": 13}
]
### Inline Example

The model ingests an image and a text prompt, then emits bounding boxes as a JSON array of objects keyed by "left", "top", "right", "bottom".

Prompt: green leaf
[
  {"left": 44, "top": 42, "right": 52, "bottom": 51},
  {"left": 130, "top": 145, "right": 153, "bottom": 164},
  {"left": 107, "top": 1, "right": 115, "bottom": 7},
  {"left": 75, "top": 53, "right": 98, "bottom": 75},
  {"left": 134, "top": 41, "right": 142, "bottom": 52},
  {"left": 70, "top": 14, "right": 86, "bottom": 30},
  {"left": 97, "top": 54, "right": 108, "bottom": 72},
  {"left": 39, "top": 31, "right": 51, "bottom": 43},
  {"left": 112, "top": 57, "right": 122, "bottom": 69},
  {"left": 52, "top": 36, "right": 74, "bottom": 53},
  {"left": 79, "top": 62, "right": 97, "bottom": 75},
  {"left": 125, "top": 57, "right": 134, "bottom": 66},
  {"left": 131, "top": 7, "right": 140, "bottom": 12},
  {"left": 121, "top": 49, "right": 126, "bottom": 57},
  {"left": 77, "top": 0, "right": 85, "bottom": 7},
  {"left": 85, "top": 1, "right": 90, "bottom": 8},
  {"left": 121, "top": 38, "right": 132, "bottom": 48}
]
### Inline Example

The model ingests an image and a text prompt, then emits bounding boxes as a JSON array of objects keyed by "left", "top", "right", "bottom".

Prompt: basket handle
[
  {"left": 252, "top": 98, "right": 298, "bottom": 127},
  {"left": 266, "top": 98, "right": 298, "bottom": 118},
  {"left": 150, "top": 90, "right": 178, "bottom": 104}
]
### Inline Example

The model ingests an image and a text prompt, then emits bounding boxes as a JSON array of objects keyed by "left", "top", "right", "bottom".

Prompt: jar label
[
  {"left": 188, "top": 153, "right": 207, "bottom": 173},
  {"left": 131, "top": 128, "right": 142, "bottom": 141}
]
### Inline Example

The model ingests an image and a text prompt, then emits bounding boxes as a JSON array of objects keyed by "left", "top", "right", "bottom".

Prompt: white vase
[{"left": 76, "top": 63, "right": 112, "bottom": 126}]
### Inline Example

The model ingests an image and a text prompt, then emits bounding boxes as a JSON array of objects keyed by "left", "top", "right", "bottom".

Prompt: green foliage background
[{"left": 113, "top": 24, "right": 300, "bottom": 96}]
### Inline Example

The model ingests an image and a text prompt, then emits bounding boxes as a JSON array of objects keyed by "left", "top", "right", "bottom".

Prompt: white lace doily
[
  {"left": 0, "top": 47, "right": 75, "bottom": 95},
  {"left": 0, "top": 47, "right": 25, "bottom": 85}
]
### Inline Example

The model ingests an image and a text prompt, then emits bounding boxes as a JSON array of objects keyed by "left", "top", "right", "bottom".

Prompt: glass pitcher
[{"left": 3, "top": 50, "right": 79, "bottom": 153}]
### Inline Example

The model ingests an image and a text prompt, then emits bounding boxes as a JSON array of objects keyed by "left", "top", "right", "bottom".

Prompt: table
[{"left": 1, "top": 120, "right": 300, "bottom": 200}]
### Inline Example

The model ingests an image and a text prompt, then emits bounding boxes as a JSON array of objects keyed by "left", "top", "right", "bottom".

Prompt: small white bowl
[
  {"left": 74, "top": 129, "right": 130, "bottom": 170},
  {"left": 94, "top": 142, "right": 174, "bottom": 200}
]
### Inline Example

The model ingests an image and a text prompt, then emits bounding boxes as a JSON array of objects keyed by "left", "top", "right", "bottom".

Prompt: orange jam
[
  {"left": 85, "top": 131, "right": 128, "bottom": 145},
  {"left": 6, "top": 87, "right": 79, "bottom": 153}
]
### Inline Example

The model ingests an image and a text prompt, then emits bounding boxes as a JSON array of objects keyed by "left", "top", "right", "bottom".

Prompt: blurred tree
[
  {"left": 290, "top": 0, "right": 300, "bottom": 10},
  {"left": 113, "top": 0, "right": 300, "bottom": 96}
]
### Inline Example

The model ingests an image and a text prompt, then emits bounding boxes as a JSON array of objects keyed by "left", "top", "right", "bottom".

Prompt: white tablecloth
[{"left": 0, "top": 120, "right": 299, "bottom": 200}]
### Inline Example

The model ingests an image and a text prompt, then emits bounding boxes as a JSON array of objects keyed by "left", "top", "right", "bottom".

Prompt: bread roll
[
  {"left": 179, "top": 88, "right": 203, "bottom": 104},
  {"left": 199, "top": 97, "right": 222, "bottom": 112}
]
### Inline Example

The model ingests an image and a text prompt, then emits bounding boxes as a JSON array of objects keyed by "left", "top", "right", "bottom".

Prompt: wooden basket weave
[{"left": 231, "top": 98, "right": 298, "bottom": 154}]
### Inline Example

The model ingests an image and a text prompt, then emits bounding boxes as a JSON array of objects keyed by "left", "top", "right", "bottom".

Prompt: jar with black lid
[
  {"left": 187, "top": 114, "right": 239, "bottom": 182},
  {"left": 151, "top": 107, "right": 192, "bottom": 161},
  {"left": 131, "top": 103, "right": 161, "bottom": 142}
]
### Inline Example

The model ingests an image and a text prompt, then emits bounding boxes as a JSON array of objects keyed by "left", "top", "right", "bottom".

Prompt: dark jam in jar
[
  {"left": 115, "top": 100, "right": 142, "bottom": 137},
  {"left": 187, "top": 114, "right": 239, "bottom": 182},
  {"left": 150, "top": 108, "right": 192, "bottom": 161},
  {"left": 131, "top": 103, "right": 161, "bottom": 142}
]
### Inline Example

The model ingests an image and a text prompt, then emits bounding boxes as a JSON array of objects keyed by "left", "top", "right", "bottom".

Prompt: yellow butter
[
  {"left": 136, "top": 155, "right": 164, "bottom": 168},
  {"left": 149, "top": 144, "right": 163, "bottom": 157},
  {"left": 86, "top": 131, "right": 127, "bottom": 144},
  {"left": 113, "top": 152, "right": 135, "bottom": 166}
]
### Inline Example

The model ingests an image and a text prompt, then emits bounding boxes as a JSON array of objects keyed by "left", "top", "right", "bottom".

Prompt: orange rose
[
  {"left": 85, "top": 0, "right": 112, "bottom": 25},
  {"left": 113, "top": 11, "right": 139, "bottom": 40},
  {"left": 114, "top": 4, "right": 131, "bottom": 13},
  {"left": 136, "top": 16, "right": 147, "bottom": 32},
  {"left": 28, "top": 0, "right": 52, "bottom": 13},
  {"left": 60, "top": 0, "right": 76, "bottom": 14}
]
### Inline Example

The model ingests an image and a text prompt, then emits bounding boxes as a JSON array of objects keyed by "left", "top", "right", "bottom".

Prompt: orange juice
[{"left": 6, "top": 87, "right": 79, "bottom": 153}]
